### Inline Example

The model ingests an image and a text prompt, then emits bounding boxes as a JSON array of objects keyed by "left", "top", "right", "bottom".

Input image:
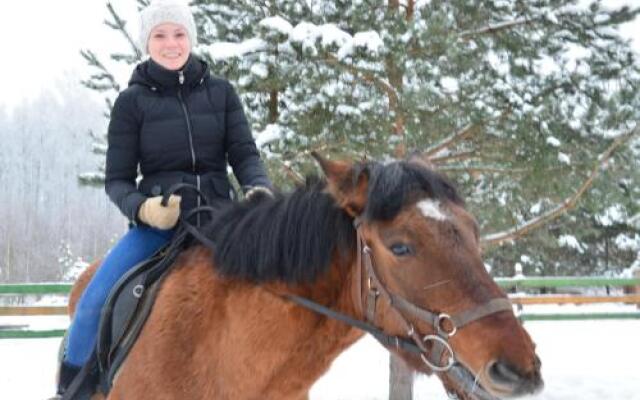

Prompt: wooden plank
[
  {"left": 520, "top": 313, "right": 640, "bottom": 321},
  {"left": 511, "top": 294, "right": 640, "bottom": 305},
  {"left": 0, "top": 329, "right": 66, "bottom": 339},
  {"left": 0, "top": 283, "right": 72, "bottom": 295},
  {"left": 0, "top": 324, "right": 28, "bottom": 330},
  {"left": 0, "top": 306, "right": 68, "bottom": 316},
  {"left": 496, "top": 277, "right": 640, "bottom": 289},
  {"left": 389, "top": 354, "right": 413, "bottom": 400}
]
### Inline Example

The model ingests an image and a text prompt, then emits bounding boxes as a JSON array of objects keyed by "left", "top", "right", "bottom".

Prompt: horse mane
[{"left": 201, "top": 160, "right": 462, "bottom": 284}]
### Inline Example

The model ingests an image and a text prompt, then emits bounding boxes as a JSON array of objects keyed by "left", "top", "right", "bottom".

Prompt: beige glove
[
  {"left": 245, "top": 186, "right": 274, "bottom": 201},
  {"left": 138, "top": 195, "right": 181, "bottom": 229}
]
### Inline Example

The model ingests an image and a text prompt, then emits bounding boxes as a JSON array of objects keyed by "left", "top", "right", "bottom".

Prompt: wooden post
[
  {"left": 635, "top": 269, "right": 640, "bottom": 310},
  {"left": 389, "top": 354, "right": 413, "bottom": 399}
]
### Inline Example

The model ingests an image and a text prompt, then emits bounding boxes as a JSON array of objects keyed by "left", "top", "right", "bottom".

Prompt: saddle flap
[{"left": 95, "top": 245, "right": 180, "bottom": 393}]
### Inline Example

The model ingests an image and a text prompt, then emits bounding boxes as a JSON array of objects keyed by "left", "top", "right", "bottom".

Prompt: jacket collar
[{"left": 130, "top": 55, "right": 207, "bottom": 91}]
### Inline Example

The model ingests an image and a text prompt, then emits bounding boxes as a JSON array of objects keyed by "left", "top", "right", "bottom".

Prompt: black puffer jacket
[{"left": 105, "top": 55, "right": 271, "bottom": 226}]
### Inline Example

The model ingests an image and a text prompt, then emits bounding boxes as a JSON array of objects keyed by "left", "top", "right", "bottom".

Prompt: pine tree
[{"left": 81, "top": 0, "right": 640, "bottom": 276}]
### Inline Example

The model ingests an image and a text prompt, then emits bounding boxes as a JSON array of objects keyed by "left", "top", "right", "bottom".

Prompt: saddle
[{"left": 61, "top": 185, "right": 219, "bottom": 400}]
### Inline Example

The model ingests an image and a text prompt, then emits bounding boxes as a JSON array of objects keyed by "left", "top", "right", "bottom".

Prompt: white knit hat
[{"left": 138, "top": 0, "right": 198, "bottom": 55}]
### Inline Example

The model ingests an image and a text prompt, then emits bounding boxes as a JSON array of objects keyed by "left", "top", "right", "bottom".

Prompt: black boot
[{"left": 57, "top": 362, "right": 81, "bottom": 397}]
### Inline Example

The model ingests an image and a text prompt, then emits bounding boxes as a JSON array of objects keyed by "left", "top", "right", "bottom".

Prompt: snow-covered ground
[{"left": 1, "top": 305, "right": 639, "bottom": 400}]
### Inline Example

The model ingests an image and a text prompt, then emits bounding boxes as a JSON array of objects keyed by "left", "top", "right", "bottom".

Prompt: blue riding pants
[{"left": 64, "top": 226, "right": 173, "bottom": 367}]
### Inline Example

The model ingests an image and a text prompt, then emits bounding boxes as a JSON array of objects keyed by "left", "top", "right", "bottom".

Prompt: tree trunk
[{"left": 389, "top": 354, "right": 413, "bottom": 399}]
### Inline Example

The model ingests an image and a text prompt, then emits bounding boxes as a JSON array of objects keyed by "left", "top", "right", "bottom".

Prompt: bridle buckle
[{"left": 436, "top": 313, "right": 457, "bottom": 337}]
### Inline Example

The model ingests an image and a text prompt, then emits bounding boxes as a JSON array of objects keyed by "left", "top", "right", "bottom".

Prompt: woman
[{"left": 55, "top": 0, "right": 271, "bottom": 396}]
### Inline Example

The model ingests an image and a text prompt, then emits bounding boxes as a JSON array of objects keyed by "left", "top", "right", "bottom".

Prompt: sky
[
  {"left": 0, "top": 0, "right": 639, "bottom": 111},
  {"left": 0, "top": 0, "right": 138, "bottom": 109}
]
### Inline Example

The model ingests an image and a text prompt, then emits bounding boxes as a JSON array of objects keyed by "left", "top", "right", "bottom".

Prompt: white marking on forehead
[{"left": 417, "top": 199, "right": 448, "bottom": 221}]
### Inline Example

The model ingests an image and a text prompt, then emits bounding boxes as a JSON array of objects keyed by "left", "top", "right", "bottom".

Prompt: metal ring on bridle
[
  {"left": 420, "top": 334, "right": 455, "bottom": 372},
  {"left": 436, "top": 313, "right": 457, "bottom": 337}
]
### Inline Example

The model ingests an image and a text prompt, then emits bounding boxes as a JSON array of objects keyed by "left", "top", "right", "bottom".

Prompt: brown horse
[{"left": 69, "top": 153, "right": 542, "bottom": 400}]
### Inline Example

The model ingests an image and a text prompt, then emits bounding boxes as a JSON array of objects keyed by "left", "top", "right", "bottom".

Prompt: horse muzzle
[{"left": 443, "top": 357, "right": 543, "bottom": 400}]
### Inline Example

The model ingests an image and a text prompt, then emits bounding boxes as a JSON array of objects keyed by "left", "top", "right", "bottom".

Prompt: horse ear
[{"left": 312, "top": 152, "right": 369, "bottom": 216}]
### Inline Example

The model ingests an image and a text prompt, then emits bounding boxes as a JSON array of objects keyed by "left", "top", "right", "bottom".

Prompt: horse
[{"left": 68, "top": 153, "right": 543, "bottom": 400}]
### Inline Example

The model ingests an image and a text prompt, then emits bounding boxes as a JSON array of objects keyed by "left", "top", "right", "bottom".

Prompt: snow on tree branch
[{"left": 481, "top": 124, "right": 640, "bottom": 249}]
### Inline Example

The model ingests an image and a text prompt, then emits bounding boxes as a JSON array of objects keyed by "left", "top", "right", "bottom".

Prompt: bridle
[
  {"left": 350, "top": 217, "right": 513, "bottom": 371},
  {"left": 285, "top": 216, "right": 513, "bottom": 374}
]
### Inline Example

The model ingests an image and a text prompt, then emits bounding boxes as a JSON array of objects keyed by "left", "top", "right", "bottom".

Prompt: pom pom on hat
[{"left": 138, "top": 0, "right": 198, "bottom": 54}]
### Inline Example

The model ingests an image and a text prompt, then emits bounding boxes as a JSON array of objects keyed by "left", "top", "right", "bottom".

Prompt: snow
[
  {"left": 250, "top": 63, "right": 269, "bottom": 79},
  {"left": 259, "top": 16, "right": 294, "bottom": 36},
  {"left": 254, "top": 124, "right": 284, "bottom": 148},
  {"left": 320, "top": 24, "right": 352, "bottom": 50},
  {"left": 352, "top": 31, "right": 385, "bottom": 54},
  {"left": 1, "top": 314, "right": 639, "bottom": 399},
  {"left": 207, "top": 38, "right": 268, "bottom": 61},
  {"left": 557, "top": 152, "right": 571, "bottom": 165},
  {"left": 596, "top": 204, "right": 628, "bottom": 227},
  {"left": 615, "top": 233, "right": 640, "bottom": 251},
  {"left": 440, "top": 76, "right": 460, "bottom": 93},
  {"left": 558, "top": 234, "right": 586, "bottom": 253},
  {"left": 546, "top": 136, "right": 561, "bottom": 147}
]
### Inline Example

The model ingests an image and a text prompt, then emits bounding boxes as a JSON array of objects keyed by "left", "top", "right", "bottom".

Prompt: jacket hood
[{"left": 129, "top": 55, "right": 208, "bottom": 91}]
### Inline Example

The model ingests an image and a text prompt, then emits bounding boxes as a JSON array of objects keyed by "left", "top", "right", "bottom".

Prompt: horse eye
[{"left": 390, "top": 243, "right": 413, "bottom": 257}]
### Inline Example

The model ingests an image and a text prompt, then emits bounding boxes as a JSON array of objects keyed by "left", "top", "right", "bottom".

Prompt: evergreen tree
[{"left": 82, "top": 0, "right": 640, "bottom": 276}]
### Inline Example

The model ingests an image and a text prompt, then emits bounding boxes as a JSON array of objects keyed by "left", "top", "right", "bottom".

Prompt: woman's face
[{"left": 148, "top": 23, "right": 191, "bottom": 71}]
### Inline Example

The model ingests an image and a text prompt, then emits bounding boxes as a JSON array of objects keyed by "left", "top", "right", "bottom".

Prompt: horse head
[{"left": 314, "top": 152, "right": 543, "bottom": 399}]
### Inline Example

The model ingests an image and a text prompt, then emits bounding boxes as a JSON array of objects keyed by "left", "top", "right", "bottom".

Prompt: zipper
[
  {"left": 177, "top": 89, "right": 197, "bottom": 172},
  {"left": 176, "top": 73, "right": 200, "bottom": 225}
]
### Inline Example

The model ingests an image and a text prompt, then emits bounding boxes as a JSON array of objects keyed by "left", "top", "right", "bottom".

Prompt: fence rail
[
  {"left": 1, "top": 276, "right": 639, "bottom": 338},
  {"left": 494, "top": 276, "right": 638, "bottom": 289}
]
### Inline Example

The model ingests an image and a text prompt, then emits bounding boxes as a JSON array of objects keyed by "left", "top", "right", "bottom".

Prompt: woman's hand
[
  {"left": 138, "top": 195, "right": 181, "bottom": 229},
  {"left": 245, "top": 186, "right": 274, "bottom": 201}
]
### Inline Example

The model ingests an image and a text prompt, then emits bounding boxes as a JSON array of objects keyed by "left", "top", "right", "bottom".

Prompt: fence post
[
  {"left": 635, "top": 269, "right": 640, "bottom": 310},
  {"left": 389, "top": 353, "right": 413, "bottom": 399}
]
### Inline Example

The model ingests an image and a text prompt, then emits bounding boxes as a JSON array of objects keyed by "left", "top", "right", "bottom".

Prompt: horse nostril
[
  {"left": 487, "top": 360, "right": 544, "bottom": 395},
  {"left": 488, "top": 361, "right": 524, "bottom": 385}
]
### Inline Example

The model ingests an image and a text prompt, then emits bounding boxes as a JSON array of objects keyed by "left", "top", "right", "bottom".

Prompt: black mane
[{"left": 201, "top": 160, "right": 461, "bottom": 284}]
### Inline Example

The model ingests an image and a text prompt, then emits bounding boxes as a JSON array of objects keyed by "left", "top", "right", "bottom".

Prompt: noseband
[{"left": 351, "top": 218, "right": 513, "bottom": 372}]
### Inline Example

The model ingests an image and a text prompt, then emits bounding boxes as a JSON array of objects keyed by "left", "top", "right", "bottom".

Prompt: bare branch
[
  {"left": 423, "top": 123, "right": 480, "bottom": 158},
  {"left": 320, "top": 55, "right": 399, "bottom": 105},
  {"left": 429, "top": 150, "right": 477, "bottom": 164},
  {"left": 481, "top": 124, "right": 640, "bottom": 249},
  {"left": 459, "top": 18, "right": 534, "bottom": 39},
  {"left": 437, "top": 166, "right": 528, "bottom": 174}
]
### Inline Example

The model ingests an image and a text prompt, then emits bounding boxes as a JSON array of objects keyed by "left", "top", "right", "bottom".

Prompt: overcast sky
[
  {"left": 0, "top": 0, "right": 137, "bottom": 109},
  {"left": 0, "top": 0, "right": 638, "bottom": 110}
]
